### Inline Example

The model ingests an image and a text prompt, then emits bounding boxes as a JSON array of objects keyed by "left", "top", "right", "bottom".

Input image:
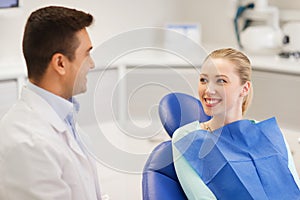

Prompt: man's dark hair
[{"left": 22, "top": 6, "right": 93, "bottom": 81}]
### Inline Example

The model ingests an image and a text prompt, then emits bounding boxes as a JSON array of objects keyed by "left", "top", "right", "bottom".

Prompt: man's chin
[{"left": 73, "top": 86, "right": 87, "bottom": 96}]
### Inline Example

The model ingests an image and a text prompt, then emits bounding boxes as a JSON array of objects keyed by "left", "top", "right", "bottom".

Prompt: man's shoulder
[
  {"left": 1, "top": 99, "right": 37, "bottom": 126},
  {"left": 0, "top": 99, "right": 56, "bottom": 144}
]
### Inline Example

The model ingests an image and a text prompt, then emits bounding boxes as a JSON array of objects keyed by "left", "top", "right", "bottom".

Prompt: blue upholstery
[
  {"left": 142, "top": 93, "right": 210, "bottom": 200},
  {"left": 159, "top": 93, "right": 211, "bottom": 137}
]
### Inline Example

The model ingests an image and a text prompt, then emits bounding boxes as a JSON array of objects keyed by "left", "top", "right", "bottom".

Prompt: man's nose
[{"left": 89, "top": 57, "right": 95, "bottom": 69}]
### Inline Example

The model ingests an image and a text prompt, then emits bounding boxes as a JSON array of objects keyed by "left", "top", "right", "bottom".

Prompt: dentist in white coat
[{"left": 0, "top": 6, "right": 102, "bottom": 200}]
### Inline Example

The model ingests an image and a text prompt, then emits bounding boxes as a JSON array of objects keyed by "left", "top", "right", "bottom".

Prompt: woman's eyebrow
[
  {"left": 199, "top": 73, "right": 208, "bottom": 77},
  {"left": 215, "top": 74, "right": 228, "bottom": 78}
]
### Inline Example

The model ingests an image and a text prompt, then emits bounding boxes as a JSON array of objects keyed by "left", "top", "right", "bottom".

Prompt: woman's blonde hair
[{"left": 205, "top": 48, "right": 253, "bottom": 115}]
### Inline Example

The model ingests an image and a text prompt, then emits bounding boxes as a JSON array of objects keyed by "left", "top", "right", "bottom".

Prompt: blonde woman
[{"left": 172, "top": 48, "right": 300, "bottom": 199}]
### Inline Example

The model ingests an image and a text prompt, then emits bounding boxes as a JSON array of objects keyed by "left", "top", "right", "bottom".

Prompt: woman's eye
[
  {"left": 200, "top": 78, "right": 208, "bottom": 83},
  {"left": 217, "top": 79, "right": 227, "bottom": 84}
]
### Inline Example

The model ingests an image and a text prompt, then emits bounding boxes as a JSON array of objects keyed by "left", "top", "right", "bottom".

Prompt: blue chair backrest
[{"left": 142, "top": 92, "right": 210, "bottom": 200}]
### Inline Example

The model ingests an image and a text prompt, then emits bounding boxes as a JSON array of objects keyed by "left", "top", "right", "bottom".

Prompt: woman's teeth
[{"left": 205, "top": 98, "right": 220, "bottom": 104}]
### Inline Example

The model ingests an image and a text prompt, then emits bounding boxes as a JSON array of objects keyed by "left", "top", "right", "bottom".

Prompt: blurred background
[{"left": 1, "top": 0, "right": 300, "bottom": 199}]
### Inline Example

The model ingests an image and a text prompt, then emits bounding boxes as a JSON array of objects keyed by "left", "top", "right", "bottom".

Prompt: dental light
[{"left": 234, "top": 0, "right": 284, "bottom": 54}]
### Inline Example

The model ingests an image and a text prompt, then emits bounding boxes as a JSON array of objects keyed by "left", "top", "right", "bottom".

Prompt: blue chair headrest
[{"left": 158, "top": 92, "right": 211, "bottom": 138}]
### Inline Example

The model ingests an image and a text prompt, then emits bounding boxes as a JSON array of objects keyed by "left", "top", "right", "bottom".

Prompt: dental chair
[{"left": 142, "top": 92, "right": 210, "bottom": 200}]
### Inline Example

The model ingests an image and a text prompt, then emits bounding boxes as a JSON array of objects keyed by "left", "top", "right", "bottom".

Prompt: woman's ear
[
  {"left": 240, "top": 81, "right": 251, "bottom": 97},
  {"left": 50, "top": 53, "right": 67, "bottom": 75}
]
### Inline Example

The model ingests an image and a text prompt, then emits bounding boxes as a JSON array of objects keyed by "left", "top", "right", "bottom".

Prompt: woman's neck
[{"left": 204, "top": 113, "right": 243, "bottom": 131}]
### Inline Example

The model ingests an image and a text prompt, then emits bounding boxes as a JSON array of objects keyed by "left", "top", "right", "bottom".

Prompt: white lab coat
[{"left": 0, "top": 86, "right": 102, "bottom": 200}]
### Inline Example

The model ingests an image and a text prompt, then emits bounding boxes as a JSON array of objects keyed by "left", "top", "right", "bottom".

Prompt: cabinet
[
  {"left": 76, "top": 68, "right": 119, "bottom": 126},
  {"left": 0, "top": 66, "right": 26, "bottom": 119},
  {"left": 77, "top": 50, "right": 202, "bottom": 131},
  {"left": 0, "top": 80, "right": 18, "bottom": 117},
  {"left": 125, "top": 67, "right": 199, "bottom": 122},
  {"left": 247, "top": 70, "right": 300, "bottom": 130}
]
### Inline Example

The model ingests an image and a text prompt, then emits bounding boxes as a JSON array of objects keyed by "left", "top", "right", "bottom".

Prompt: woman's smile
[{"left": 204, "top": 97, "right": 222, "bottom": 107}]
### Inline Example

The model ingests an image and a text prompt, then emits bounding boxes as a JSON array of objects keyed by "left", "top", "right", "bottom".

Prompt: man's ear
[
  {"left": 240, "top": 81, "right": 251, "bottom": 97},
  {"left": 50, "top": 53, "right": 68, "bottom": 75}
]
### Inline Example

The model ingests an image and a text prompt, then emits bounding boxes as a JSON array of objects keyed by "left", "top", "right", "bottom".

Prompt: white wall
[
  {"left": 179, "top": 0, "right": 300, "bottom": 48},
  {"left": 0, "top": 0, "right": 183, "bottom": 68},
  {"left": 269, "top": 0, "right": 300, "bottom": 9},
  {"left": 1, "top": 0, "right": 300, "bottom": 68},
  {"left": 179, "top": 0, "right": 238, "bottom": 47}
]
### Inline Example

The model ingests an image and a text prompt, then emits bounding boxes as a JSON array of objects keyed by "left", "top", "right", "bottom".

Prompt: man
[{"left": 0, "top": 6, "right": 102, "bottom": 200}]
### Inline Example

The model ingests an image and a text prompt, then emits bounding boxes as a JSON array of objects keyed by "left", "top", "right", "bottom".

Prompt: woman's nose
[{"left": 205, "top": 83, "right": 216, "bottom": 94}]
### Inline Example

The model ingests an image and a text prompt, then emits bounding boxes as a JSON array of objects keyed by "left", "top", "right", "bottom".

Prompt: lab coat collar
[
  {"left": 27, "top": 82, "right": 77, "bottom": 122},
  {"left": 21, "top": 86, "right": 88, "bottom": 160},
  {"left": 21, "top": 86, "right": 68, "bottom": 133}
]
